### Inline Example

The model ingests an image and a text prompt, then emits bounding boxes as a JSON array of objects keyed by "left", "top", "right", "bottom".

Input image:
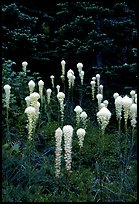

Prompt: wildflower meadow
[{"left": 2, "top": 59, "right": 137, "bottom": 202}]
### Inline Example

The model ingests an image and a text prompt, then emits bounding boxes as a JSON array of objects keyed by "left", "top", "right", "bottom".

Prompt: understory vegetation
[{"left": 2, "top": 59, "right": 137, "bottom": 202}]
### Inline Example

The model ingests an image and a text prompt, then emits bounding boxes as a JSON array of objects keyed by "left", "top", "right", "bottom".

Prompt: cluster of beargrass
[{"left": 2, "top": 59, "right": 137, "bottom": 202}]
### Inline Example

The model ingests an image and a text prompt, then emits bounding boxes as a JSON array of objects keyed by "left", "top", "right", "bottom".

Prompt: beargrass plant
[{"left": 2, "top": 59, "right": 137, "bottom": 202}]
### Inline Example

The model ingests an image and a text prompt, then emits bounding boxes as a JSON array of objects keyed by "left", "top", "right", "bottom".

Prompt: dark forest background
[{"left": 2, "top": 0, "right": 137, "bottom": 91}]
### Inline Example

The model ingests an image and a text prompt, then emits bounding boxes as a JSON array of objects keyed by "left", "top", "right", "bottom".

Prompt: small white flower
[
  {"left": 92, "top": 77, "right": 96, "bottom": 81},
  {"left": 77, "top": 62, "right": 83, "bottom": 72},
  {"left": 46, "top": 88, "right": 52, "bottom": 104},
  {"left": 30, "top": 92, "right": 40, "bottom": 101},
  {"left": 103, "top": 100, "right": 109, "bottom": 107},
  {"left": 99, "top": 85, "right": 103, "bottom": 94},
  {"left": 28, "top": 80, "right": 35, "bottom": 94},
  {"left": 130, "top": 90, "right": 136, "bottom": 102},
  {"left": 115, "top": 96, "right": 123, "bottom": 120},
  {"left": 63, "top": 125, "right": 73, "bottom": 174},
  {"left": 74, "top": 105, "right": 83, "bottom": 113},
  {"left": 55, "top": 127, "right": 63, "bottom": 177},
  {"left": 4, "top": 84, "right": 11, "bottom": 93},
  {"left": 61, "top": 60, "right": 66, "bottom": 66},
  {"left": 113, "top": 92, "right": 119, "bottom": 99},
  {"left": 96, "top": 74, "right": 100, "bottom": 80},
  {"left": 97, "top": 107, "right": 111, "bottom": 134},
  {"left": 57, "top": 92, "right": 65, "bottom": 100},
  {"left": 25, "top": 106, "right": 36, "bottom": 115},
  {"left": 80, "top": 111, "right": 87, "bottom": 119},
  {"left": 76, "top": 128, "right": 86, "bottom": 148},
  {"left": 56, "top": 85, "right": 60, "bottom": 93},
  {"left": 50, "top": 75, "right": 55, "bottom": 88},
  {"left": 25, "top": 96, "right": 31, "bottom": 107},
  {"left": 22, "top": 61, "right": 28, "bottom": 67},
  {"left": 38, "top": 80, "right": 44, "bottom": 87}
]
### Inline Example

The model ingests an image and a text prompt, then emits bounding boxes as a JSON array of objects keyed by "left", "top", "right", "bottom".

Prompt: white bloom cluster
[
  {"left": 96, "top": 93, "right": 103, "bottom": 110},
  {"left": 122, "top": 95, "right": 132, "bottom": 127},
  {"left": 74, "top": 105, "right": 83, "bottom": 127},
  {"left": 77, "top": 63, "right": 84, "bottom": 85},
  {"left": 22, "top": 61, "right": 28, "bottom": 74},
  {"left": 38, "top": 80, "right": 44, "bottom": 103},
  {"left": 76, "top": 128, "right": 86, "bottom": 148},
  {"left": 50, "top": 75, "right": 55, "bottom": 89},
  {"left": 80, "top": 111, "right": 88, "bottom": 129},
  {"left": 25, "top": 92, "right": 40, "bottom": 139},
  {"left": 63, "top": 125, "right": 73, "bottom": 174},
  {"left": 113, "top": 92, "right": 119, "bottom": 100},
  {"left": 4, "top": 84, "right": 11, "bottom": 109},
  {"left": 67, "top": 69, "right": 75, "bottom": 89},
  {"left": 130, "top": 90, "right": 136, "bottom": 103},
  {"left": 114, "top": 96, "right": 123, "bottom": 120},
  {"left": 46, "top": 88, "right": 52, "bottom": 105},
  {"left": 61, "top": 60, "right": 66, "bottom": 82},
  {"left": 55, "top": 127, "right": 63, "bottom": 177},
  {"left": 90, "top": 80, "right": 96, "bottom": 100},
  {"left": 25, "top": 106, "right": 36, "bottom": 140},
  {"left": 25, "top": 96, "right": 31, "bottom": 107},
  {"left": 28, "top": 80, "right": 35, "bottom": 94},
  {"left": 56, "top": 85, "right": 60, "bottom": 94},
  {"left": 97, "top": 107, "right": 111, "bottom": 135},
  {"left": 77, "top": 62, "right": 83, "bottom": 73},
  {"left": 96, "top": 74, "right": 100, "bottom": 94},
  {"left": 103, "top": 100, "right": 109, "bottom": 108},
  {"left": 57, "top": 92, "right": 65, "bottom": 123},
  {"left": 130, "top": 103, "right": 137, "bottom": 127},
  {"left": 99, "top": 85, "right": 103, "bottom": 95}
]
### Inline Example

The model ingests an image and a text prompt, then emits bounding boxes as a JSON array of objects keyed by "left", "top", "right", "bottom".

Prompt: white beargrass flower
[
  {"left": 97, "top": 107, "right": 111, "bottom": 146},
  {"left": 56, "top": 85, "right": 60, "bottom": 93},
  {"left": 113, "top": 92, "right": 119, "bottom": 99},
  {"left": 29, "top": 92, "right": 40, "bottom": 130},
  {"left": 67, "top": 69, "right": 75, "bottom": 89},
  {"left": 96, "top": 93, "right": 103, "bottom": 110},
  {"left": 103, "top": 100, "right": 109, "bottom": 108},
  {"left": 130, "top": 90, "right": 136, "bottom": 103},
  {"left": 38, "top": 80, "right": 44, "bottom": 102},
  {"left": 57, "top": 92, "right": 65, "bottom": 123},
  {"left": 25, "top": 106, "right": 36, "bottom": 140},
  {"left": 76, "top": 128, "right": 86, "bottom": 148},
  {"left": 55, "top": 127, "right": 63, "bottom": 178},
  {"left": 22, "top": 61, "right": 28, "bottom": 73},
  {"left": 25, "top": 96, "right": 31, "bottom": 107},
  {"left": 122, "top": 95, "right": 132, "bottom": 134},
  {"left": 35, "top": 101, "right": 40, "bottom": 118},
  {"left": 80, "top": 111, "right": 88, "bottom": 129},
  {"left": 74, "top": 105, "right": 83, "bottom": 126},
  {"left": 130, "top": 103, "right": 137, "bottom": 128},
  {"left": 63, "top": 125, "right": 73, "bottom": 175},
  {"left": 80, "top": 70, "right": 84, "bottom": 85},
  {"left": 99, "top": 85, "right": 103, "bottom": 95},
  {"left": 77, "top": 62, "right": 83, "bottom": 73},
  {"left": 61, "top": 60, "right": 66, "bottom": 81},
  {"left": 46, "top": 88, "right": 52, "bottom": 105},
  {"left": 4, "top": 84, "right": 11, "bottom": 109},
  {"left": 115, "top": 96, "right": 123, "bottom": 121},
  {"left": 96, "top": 74, "right": 100, "bottom": 93},
  {"left": 90, "top": 80, "right": 96, "bottom": 100},
  {"left": 50, "top": 75, "right": 55, "bottom": 89},
  {"left": 28, "top": 80, "right": 35, "bottom": 94},
  {"left": 92, "top": 77, "right": 96, "bottom": 81},
  {"left": 30, "top": 92, "right": 40, "bottom": 106}
]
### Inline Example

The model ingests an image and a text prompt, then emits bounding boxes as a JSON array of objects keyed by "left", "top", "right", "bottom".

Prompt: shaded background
[{"left": 2, "top": 0, "right": 137, "bottom": 92}]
